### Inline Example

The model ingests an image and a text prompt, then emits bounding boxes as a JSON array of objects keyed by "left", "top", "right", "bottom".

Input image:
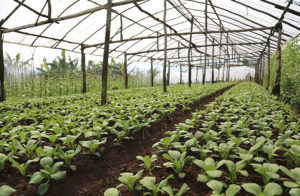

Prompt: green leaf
[
  {"left": 29, "top": 172, "right": 45, "bottom": 184},
  {"left": 38, "top": 183, "right": 49, "bottom": 196},
  {"left": 290, "top": 188, "right": 300, "bottom": 196},
  {"left": 207, "top": 180, "right": 224, "bottom": 193},
  {"left": 0, "top": 185, "right": 17, "bottom": 196},
  {"left": 263, "top": 183, "right": 282, "bottom": 196},
  {"left": 104, "top": 188, "right": 119, "bottom": 196},
  {"left": 50, "top": 171, "right": 66, "bottom": 181},
  {"left": 225, "top": 184, "right": 240, "bottom": 196},
  {"left": 139, "top": 176, "right": 156, "bottom": 190},
  {"left": 176, "top": 183, "right": 189, "bottom": 196},
  {"left": 40, "top": 157, "right": 53, "bottom": 168},
  {"left": 242, "top": 183, "right": 262, "bottom": 195},
  {"left": 283, "top": 181, "right": 299, "bottom": 188},
  {"left": 207, "top": 170, "right": 222, "bottom": 178},
  {"left": 197, "top": 174, "right": 209, "bottom": 183}
]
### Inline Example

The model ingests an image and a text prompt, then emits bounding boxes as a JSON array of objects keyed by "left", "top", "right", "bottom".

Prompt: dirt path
[{"left": 44, "top": 85, "right": 234, "bottom": 196}]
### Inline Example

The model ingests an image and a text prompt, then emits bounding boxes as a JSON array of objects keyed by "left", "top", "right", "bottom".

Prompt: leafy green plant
[
  {"left": 207, "top": 180, "right": 241, "bottom": 196},
  {"left": 284, "top": 144, "right": 300, "bottom": 167},
  {"left": 251, "top": 163, "right": 279, "bottom": 184},
  {"left": 193, "top": 158, "right": 224, "bottom": 183},
  {"left": 29, "top": 157, "right": 66, "bottom": 195},
  {"left": 163, "top": 150, "right": 194, "bottom": 179},
  {"left": 104, "top": 188, "right": 119, "bottom": 196},
  {"left": 153, "top": 137, "right": 174, "bottom": 152},
  {"left": 136, "top": 154, "right": 158, "bottom": 175},
  {"left": 56, "top": 145, "right": 81, "bottom": 171},
  {"left": 139, "top": 174, "right": 173, "bottom": 196},
  {"left": 117, "top": 170, "right": 143, "bottom": 193},
  {"left": 9, "top": 157, "right": 39, "bottom": 176},
  {"left": 80, "top": 138, "right": 107, "bottom": 157},
  {"left": 242, "top": 183, "right": 282, "bottom": 196},
  {"left": 220, "top": 160, "right": 248, "bottom": 183},
  {"left": 279, "top": 166, "right": 300, "bottom": 196},
  {"left": 214, "top": 142, "right": 234, "bottom": 159}
]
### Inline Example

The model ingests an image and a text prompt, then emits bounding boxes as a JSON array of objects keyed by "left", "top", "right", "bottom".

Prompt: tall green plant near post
[{"left": 0, "top": 32, "right": 5, "bottom": 102}]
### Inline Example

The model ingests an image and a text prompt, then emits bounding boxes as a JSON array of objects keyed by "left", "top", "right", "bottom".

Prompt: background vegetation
[
  {"left": 4, "top": 50, "right": 162, "bottom": 100},
  {"left": 264, "top": 35, "right": 300, "bottom": 109}
]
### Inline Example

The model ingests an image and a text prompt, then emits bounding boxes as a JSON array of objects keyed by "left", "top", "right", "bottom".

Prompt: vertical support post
[
  {"left": 47, "top": 0, "right": 52, "bottom": 20},
  {"left": 196, "top": 66, "right": 198, "bottom": 83},
  {"left": 259, "top": 55, "right": 262, "bottom": 84},
  {"left": 178, "top": 42, "right": 180, "bottom": 59},
  {"left": 180, "top": 64, "right": 182, "bottom": 84},
  {"left": 167, "top": 61, "right": 170, "bottom": 85},
  {"left": 218, "top": 31, "right": 222, "bottom": 83},
  {"left": 81, "top": 45, "right": 86, "bottom": 93},
  {"left": 124, "top": 52, "right": 128, "bottom": 89},
  {"left": 101, "top": 0, "right": 112, "bottom": 105},
  {"left": 163, "top": 0, "right": 167, "bottom": 92},
  {"left": 203, "top": 0, "right": 208, "bottom": 85},
  {"left": 262, "top": 54, "right": 265, "bottom": 85},
  {"left": 272, "top": 23, "right": 282, "bottom": 95},
  {"left": 226, "top": 33, "right": 229, "bottom": 81},
  {"left": 211, "top": 38, "right": 215, "bottom": 83},
  {"left": 120, "top": 15, "right": 123, "bottom": 41},
  {"left": 188, "top": 16, "right": 194, "bottom": 88},
  {"left": 266, "top": 41, "right": 271, "bottom": 90},
  {"left": 150, "top": 58, "right": 154, "bottom": 87},
  {"left": 0, "top": 32, "right": 5, "bottom": 102},
  {"left": 255, "top": 59, "right": 260, "bottom": 83}
]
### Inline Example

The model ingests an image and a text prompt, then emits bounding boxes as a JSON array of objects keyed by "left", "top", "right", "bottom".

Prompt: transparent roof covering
[{"left": 0, "top": 0, "right": 299, "bottom": 66}]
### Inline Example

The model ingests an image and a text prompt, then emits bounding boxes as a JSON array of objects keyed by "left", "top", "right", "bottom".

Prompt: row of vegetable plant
[
  {"left": 0, "top": 82, "right": 235, "bottom": 195},
  {"left": 105, "top": 82, "right": 299, "bottom": 196}
]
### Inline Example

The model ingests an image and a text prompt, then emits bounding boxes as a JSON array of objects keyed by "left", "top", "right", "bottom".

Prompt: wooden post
[
  {"left": 150, "top": 58, "right": 154, "bottom": 87},
  {"left": 101, "top": 0, "right": 112, "bottom": 105},
  {"left": 163, "top": 0, "right": 167, "bottom": 92},
  {"left": 255, "top": 59, "right": 259, "bottom": 83},
  {"left": 196, "top": 66, "right": 198, "bottom": 83},
  {"left": 81, "top": 45, "right": 86, "bottom": 93},
  {"left": 272, "top": 23, "right": 282, "bottom": 95},
  {"left": 266, "top": 41, "right": 271, "bottom": 90},
  {"left": 203, "top": 0, "right": 208, "bottom": 85},
  {"left": 0, "top": 32, "right": 5, "bottom": 102},
  {"left": 188, "top": 16, "right": 194, "bottom": 88},
  {"left": 211, "top": 38, "right": 215, "bottom": 83},
  {"left": 120, "top": 15, "right": 123, "bottom": 41},
  {"left": 262, "top": 54, "right": 265, "bottom": 85},
  {"left": 124, "top": 52, "right": 128, "bottom": 89},
  {"left": 180, "top": 64, "right": 182, "bottom": 84},
  {"left": 167, "top": 61, "right": 170, "bottom": 85}
]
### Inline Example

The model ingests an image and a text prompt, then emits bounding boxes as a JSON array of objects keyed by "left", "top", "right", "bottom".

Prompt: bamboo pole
[
  {"left": 167, "top": 61, "right": 170, "bottom": 86},
  {"left": 0, "top": 32, "right": 5, "bottom": 102},
  {"left": 188, "top": 17, "right": 194, "bottom": 87},
  {"left": 272, "top": 23, "right": 283, "bottom": 96},
  {"left": 211, "top": 38, "right": 215, "bottom": 83},
  {"left": 150, "top": 58, "right": 154, "bottom": 87},
  {"left": 101, "top": 0, "right": 112, "bottom": 105},
  {"left": 180, "top": 64, "right": 182, "bottom": 84},
  {"left": 203, "top": 0, "right": 208, "bottom": 85},
  {"left": 124, "top": 52, "right": 128, "bottom": 89},
  {"left": 81, "top": 45, "right": 87, "bottom": 93},
  {"left": 266, "top": 41, "right": 271, "bottom": 90},
  {"left": 163, "top": 0, "right": 167, "bottom": 92}
]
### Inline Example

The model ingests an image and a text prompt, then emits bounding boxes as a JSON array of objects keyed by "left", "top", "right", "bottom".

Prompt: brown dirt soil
[{"left": 6, "top": 85, "right": 234, "bottom": 196}]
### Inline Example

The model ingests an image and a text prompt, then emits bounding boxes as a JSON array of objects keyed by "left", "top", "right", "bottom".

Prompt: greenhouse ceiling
[{"left": 0, "top": 0, "right": 300, "bottom": 65}]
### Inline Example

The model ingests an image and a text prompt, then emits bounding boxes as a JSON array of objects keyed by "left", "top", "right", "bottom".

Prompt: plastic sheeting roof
[{"left": 0, "top": 0, "right": 300, "bottom": 65}]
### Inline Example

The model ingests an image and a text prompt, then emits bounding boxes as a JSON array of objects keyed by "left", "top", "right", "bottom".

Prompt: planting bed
[
  {"left": 0, "top": 82, "right": 235, "bottom": 195},
  {"left": 105, "top": 83, "right": 300, "bottom": 196}
]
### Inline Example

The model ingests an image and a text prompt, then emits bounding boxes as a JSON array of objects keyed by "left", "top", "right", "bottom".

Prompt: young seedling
[
  {"left": 55, "top": 145, "right": 81, "bottom": 171},
  {"left": 139, "top": 174, "right": 173, "bottom": 196},
  {"left": 193, "top": 158, "right": 224, "bottom": 183},
  {"left": 207, "top": 180, "right": 241, "bottom": 196},
  {"left": 104, "top": 188, "right": 119, "bottom": 196},
  {"left": 251, "top": 163, "right": 279, "bottom": 184},
  {"left": 279, "top": 166, "right": 300, "bottom": 196},
  {"left": 80, "top": 138, "right": 107, "bottom": 157},
  {"left": 220, "top": 160, "right": 248, "bottom": 183},
  {"left": 136, "top": 154, "right": 158, "bottom": 175},
  {"left": 117, "top": 170, "right": 143, "bottom": 193},
  {"left": 29, "top": 157, "right": 66, "bottom": 195},
  {"left": 9, "top": 157, "right": 39, "bottom": 176},
  {"left": 163, "top": 150, "right": 194, "bottom": 179}
]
